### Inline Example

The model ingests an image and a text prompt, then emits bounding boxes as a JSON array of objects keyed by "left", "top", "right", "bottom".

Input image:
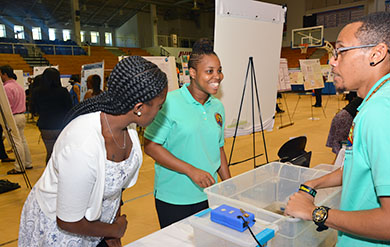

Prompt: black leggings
[{"left": 155, "top": 198, "right": 208, "bottom": 228}]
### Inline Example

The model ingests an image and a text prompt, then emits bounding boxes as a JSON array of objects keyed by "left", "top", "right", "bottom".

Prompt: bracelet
[{"left": 299, "top": 184, "right": 317, "bottom": 197}]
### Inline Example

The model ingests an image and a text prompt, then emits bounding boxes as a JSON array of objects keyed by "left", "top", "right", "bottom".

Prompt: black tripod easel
[
  {"left": 0, "top": 105, "right": 32, "bottom": 189},
  {"left": 228, "top": 57, "right": 269, "bottom": 169}
]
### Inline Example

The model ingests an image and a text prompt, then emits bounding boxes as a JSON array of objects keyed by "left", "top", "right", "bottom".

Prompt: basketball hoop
[{"left": 299, "top": 44, "right": 309, "bottom": 54}]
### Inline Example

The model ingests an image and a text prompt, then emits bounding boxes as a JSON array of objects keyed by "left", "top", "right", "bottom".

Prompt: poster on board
[
  {"left": 33, "top": 65, "right": 59, "bottom": 77},
  {"left": 14, "top": 70, "right": 25, "bottom": 89},
  {"left": 214, "top": 0, "right": 285, "bottom": 137},
  {"left": 321, "top": 64, "right": 334, "bottom": 82},
  {"left": 180, "top": 55, "right": 191, "bottom": 86},
  {"left": 299, "top": 59, "right": 324, "bottom": 90},
  {"left": 80, "top": 61, "right": 104, "bottom": 101},
  {"left": 278, "top": 58, "right": 291, "bottom": 92},
  {"left": 289, "top": 70, "right": 304, "bottom": 84},
  {"left": 119, "top": 56, "right": 179, "bottom": 92}
]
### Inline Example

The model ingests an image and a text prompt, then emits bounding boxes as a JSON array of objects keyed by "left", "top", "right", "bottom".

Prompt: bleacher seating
[
  {"left": 0, "top": 37, "right": 29, "bottom": 55},
  {"left": 119, "top": 47, "right": 151, "bottom": 56},
  {"left": 43, "top": 46, "right": 118, "bottom": 76},
  {"left": 0, "top": 40, "right": 158, "bottom": 76},
  {"left": 0, "top": 38, "right": 86, "bottom": 56},
  {"left": 34, "top": 39, "right": 87, "bottom": 55},
  {"left": 42, "top": 46, "right": 151, "bottom": 76},
  {"left": 0, "top": 53, "right": 32, "bottom": 73},
  {"left": 280, "top": 46, "right": 329, "bottom": 68}
]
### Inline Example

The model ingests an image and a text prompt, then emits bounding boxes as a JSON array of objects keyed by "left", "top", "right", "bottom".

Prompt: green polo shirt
[
  {"left": 338, "top": 73, "right": 390, "bottom": 246},
  {"left": 144, "top": 84, "right": 225, "bottom": 205}
]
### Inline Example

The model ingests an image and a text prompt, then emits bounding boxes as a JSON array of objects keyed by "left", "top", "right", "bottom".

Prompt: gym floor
[{"left": 0, "top": 92, "right": 346, "bottom": 246}]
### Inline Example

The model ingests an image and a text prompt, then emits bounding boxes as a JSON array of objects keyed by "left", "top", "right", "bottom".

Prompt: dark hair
[
  {"left": 91, "top": 74, "right": 102, "bottom": 95},
  {"left": 355, "top": 12, "right": 390, "bottom": 49},
  {"left": 188, "top": 38, "right": 217, "bottom": 70},
  {"left": 64, "top": 56, "right": 167, "bottom": 124},
  {"left": 32, "top": 74, "right": 43, "bottom": 90},
  {"left": 0, "top": 65, "right": 17, "bottom": 80},
  {"left": 69, "top": 74, "right": 80, "bottom": 85},
  {"left": 42, "top": 68, "right": 61, "bottom": 89}
]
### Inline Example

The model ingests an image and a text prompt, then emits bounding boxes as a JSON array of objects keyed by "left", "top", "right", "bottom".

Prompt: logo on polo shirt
[
  {"left": 347, "top": 123, "right": 354, "bottom": 147},
  {"left": 215, "top": 113, "right": 223, "bottom": 127}
]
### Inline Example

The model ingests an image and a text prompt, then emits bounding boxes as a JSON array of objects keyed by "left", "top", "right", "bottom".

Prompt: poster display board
[
  {"left": 143, "top": 56, "right": 179, "bottom": 92},
  {"left": 180, "top": 55, "right": 191, "bottom": 86},
  {"left": 119, "top": 56, "right": 179, "bottom": 92},
  {"left": 81, "top": 61, "right": 104, "bottom": 101},
  {"left": 33, "top": 65, "right": 59, "bottom": 77},
  {"left": 299, "top": 59, "right": 324, "bottom": 90},
  {"left": 214, "top": 0, "right": 285, "bottom": 137},
  {"left": 14, "top": 70, "right": 25, "bottom": 89},
  {"left": 180, "top": 55, "right": 191, "bottom": 85},
  {"left": 321, "top": 64, "right": 334, "bottom": 82},
  {"left": 278, "top": 58, "right": 291, "bottom": 92},
  {"left": 60, "top": 75, "right": 72, "bottom": 91},
  {"left": 289, "top": 70, "right": 304, "bottom": 84}
]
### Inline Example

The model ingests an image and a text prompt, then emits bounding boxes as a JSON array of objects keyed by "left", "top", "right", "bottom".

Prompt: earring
[
  {"left": 370, "top": 62, "right": 375, "bottom": 66},
  {"left": 137, "top": 112, "right": 142, "bottom": 116}
]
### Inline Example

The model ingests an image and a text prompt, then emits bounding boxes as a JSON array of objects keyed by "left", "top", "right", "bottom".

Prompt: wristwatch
[{"left": 312, "top": 206, "right": 330, "bottom": 232}]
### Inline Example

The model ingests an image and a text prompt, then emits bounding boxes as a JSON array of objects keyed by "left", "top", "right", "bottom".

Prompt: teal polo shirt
[
  {"left": 338, "top": 73, "right": 390, "bottom": 246},
  {"left": 144, "top": 84, "right": 225, "bottom": 205}
]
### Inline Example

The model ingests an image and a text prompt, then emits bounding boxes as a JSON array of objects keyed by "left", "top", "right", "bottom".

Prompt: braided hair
[
  {"left": 64, "top": 56, "right": 167, "bottom": 124},
  {"left": 188, "top": 38, "right": 217, "bottom": 70}
]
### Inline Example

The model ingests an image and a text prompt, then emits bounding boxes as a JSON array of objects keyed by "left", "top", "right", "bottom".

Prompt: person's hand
[
  {"left": 187, "top": 167, "right": 215, "bottom": 188},
  {"left": 297, "top": 187, "right": 316, "bottom": 203},
  {"left": 105, "top": 238, "right": 122, "bottom": 247},
  {"left": 112, "top": 214, "right": 127, "bottom": 238},
  {"left": 284, "top": 192, "right": 316, "bottom": 221}
]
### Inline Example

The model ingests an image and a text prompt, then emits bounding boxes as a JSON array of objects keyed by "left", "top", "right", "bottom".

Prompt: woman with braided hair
[
  {"left": 144, "top": 39, "right": 231, "bottom": 228},
  {"left": 18, "top": 56, "right": 168, "bottom": 247}
]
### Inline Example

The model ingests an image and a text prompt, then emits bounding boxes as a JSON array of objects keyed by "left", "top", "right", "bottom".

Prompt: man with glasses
[{"left": 285, "top": 12, "right": 390, "bottom": 246}]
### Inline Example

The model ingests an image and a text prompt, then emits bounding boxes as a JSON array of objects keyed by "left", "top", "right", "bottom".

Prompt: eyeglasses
[{"left": 332, "top": 44, "right": 377, "bottom": 60}]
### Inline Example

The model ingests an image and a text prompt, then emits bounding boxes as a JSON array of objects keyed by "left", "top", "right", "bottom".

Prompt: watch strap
[{"left": 299, "top": 184, "right": 317, "bottom": 197}]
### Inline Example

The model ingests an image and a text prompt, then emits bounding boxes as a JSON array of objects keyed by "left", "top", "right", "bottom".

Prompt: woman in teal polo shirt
[{"left": 144, "top": 39, "right": 231, "bottom": 228}]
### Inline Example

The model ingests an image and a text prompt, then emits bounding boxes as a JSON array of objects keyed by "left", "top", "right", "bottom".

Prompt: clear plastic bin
[
  {"left": 204, "top": 162, "right": 341, "bottom": 247},
  {"left": 312, "top": 164, "right": 339, "bottom": 172}
]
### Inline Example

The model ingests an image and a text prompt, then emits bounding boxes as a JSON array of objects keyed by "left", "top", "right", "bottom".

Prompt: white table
[{"left": 125, "top": 218, "right": 195, "bottom": 247}]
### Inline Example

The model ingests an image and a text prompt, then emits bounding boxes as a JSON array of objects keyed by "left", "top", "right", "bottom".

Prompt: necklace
[{"left": 103, "top": 113, "right": 126, "bottom": 150}]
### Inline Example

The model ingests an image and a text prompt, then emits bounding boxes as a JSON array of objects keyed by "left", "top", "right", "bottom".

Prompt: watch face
[{"left": 313, "top": 207, "right": 328, "bottom": 223}]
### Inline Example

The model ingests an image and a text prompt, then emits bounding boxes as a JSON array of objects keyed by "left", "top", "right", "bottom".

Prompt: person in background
[
  {"left": 28, "top": 75, "right": 42, "bottom": 119},
  {"left": 326, "top": 96, "right": 363, "bottom": 156},
  {"left": 84, "top": 74, "right": 103, "bottom": 100},
  {"left": 0, "top": 65, "right": 32, "bottom": 174},
  {"left": 30, "top": 68, "right": 73, "bottom": 163},
  {"left": 313, "top": 76, "right": 326, "bottom": 107},
  {"left": 0, "top": 125, "right": 15, "bottom": 163},
  {"left": 144, "top": 38, "right": 231, "bottom": 228},
  {"left": 18, "top": 56, "right": 168, "bottom": 246},
  {"left": 69, "top": 74, "right": 81, "bottom": 106},
  {"left": 285, "top": 12, "right": 390, "bottom": 246},
  {"left": 275, "top": 92, "right": 285, "bottom": 113}
]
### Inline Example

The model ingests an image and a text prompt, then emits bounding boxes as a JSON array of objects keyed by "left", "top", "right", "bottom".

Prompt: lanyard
[
  {"left": 365, "top": 77, "right": 390, "bottom": 102},
  {"left": 347, "top": 77, "right": 390, "bottom": 148}
]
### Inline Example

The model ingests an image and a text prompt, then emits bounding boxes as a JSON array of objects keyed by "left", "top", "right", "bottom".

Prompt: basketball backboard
[{"left": 291, "top": 25, "right": 324, "bottom": 48}]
